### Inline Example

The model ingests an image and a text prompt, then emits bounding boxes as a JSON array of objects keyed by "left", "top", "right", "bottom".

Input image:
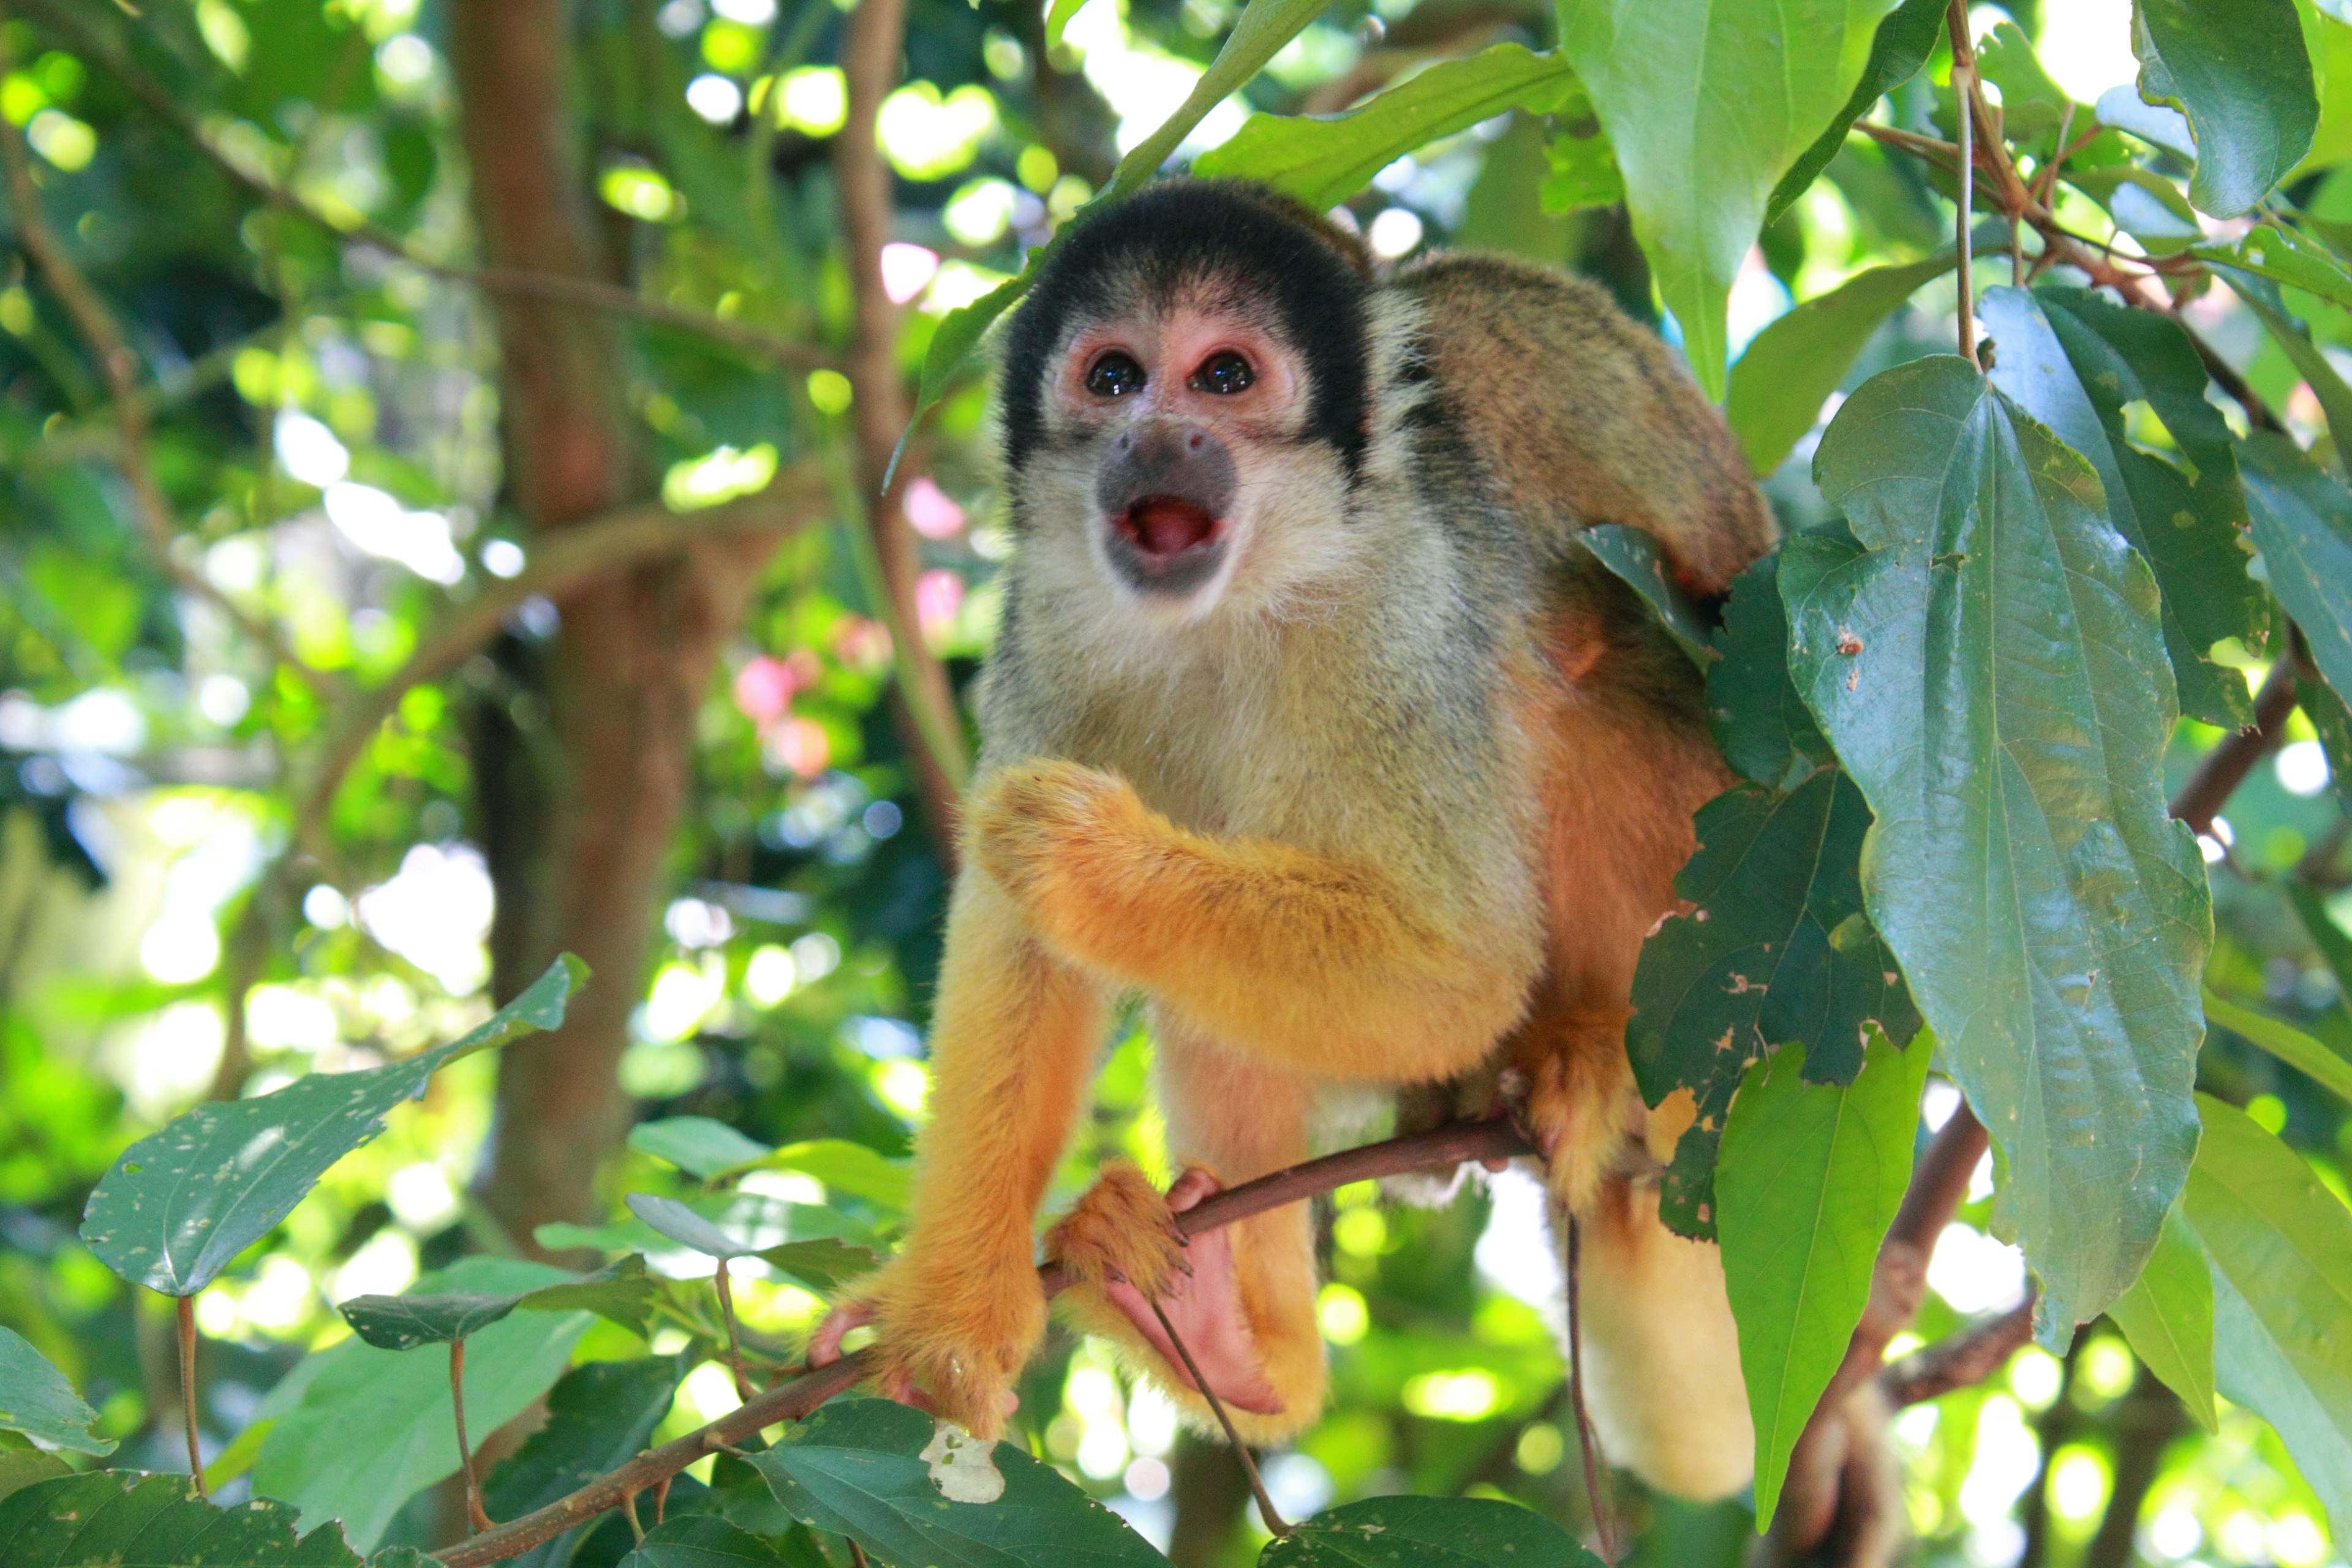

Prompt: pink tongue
[{"left": 1126, "top": 499, "right": 1215, "bottom": 556}]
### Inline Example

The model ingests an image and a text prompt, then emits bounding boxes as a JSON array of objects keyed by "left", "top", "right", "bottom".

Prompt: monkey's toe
[{"left": 1046, "top": 1161, "right": 1191, "bottom": 1298}]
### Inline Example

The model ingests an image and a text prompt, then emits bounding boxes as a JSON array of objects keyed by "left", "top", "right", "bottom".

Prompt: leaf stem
[
  {"left": 1565, "top": 1219, "right": 1618, "bottom": 1562},
  {"left": 714, "top": 1265, "right": 754, "bottom": 1401},
  {"left": 177, "top": 1294, "right": 207, "bottom": 1501},
  {"left": 451, "top": 1339, "right": 494, "bottom": 1534},
  {"left": 1947, "top": 0, "right": 1978, "bottom": 368},
  {"left": 1143, "top": 1294, "right": 1288, "bottom": 1536}
]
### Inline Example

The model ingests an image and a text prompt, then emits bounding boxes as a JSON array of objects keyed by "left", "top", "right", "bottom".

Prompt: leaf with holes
[
  {"left": 0, "top": 1472, "right": 359, "bottom": 1567},
  {"left": 1258, "top": 1494, "right": 1600, "bottom": 1566},
  {"left": 0, "top": 1328, "right": 112, "bottom": 1457},
  {"left": 1979, "top": 285, "right": 2264, "bottom": 728},
  {"left": 748, "top": 1398, "right": 1167, "bottom": 1567},
  {"left": 2132, "top": 0, "right": 2316, "bottom": 217},
  {"left": 1717, "top": 1028, "right": 1929, "bottom": 1528},
  {"left": 1706, "top": 546, "right": 1834, "bottom": 789},
  {"left": 1629, "top": 771, "right": 1920, "bottom": 1238},
  {"left": 78, "top": 956, "right": 584, "bottom": 1297},
  {"left": 2107, "top": 1199, "right": 2218, "bottom": 1433},
  {"left": 1556, "top": 0, "right": 1905, "bottom": 398},
  {"left": 1791, "top": 355, "right": 2207, "bottom": 1345}
]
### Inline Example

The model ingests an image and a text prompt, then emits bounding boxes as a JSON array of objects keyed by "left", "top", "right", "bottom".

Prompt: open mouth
[{"left": 1116, "top": 496, "right": 1222, "bottom": 561}]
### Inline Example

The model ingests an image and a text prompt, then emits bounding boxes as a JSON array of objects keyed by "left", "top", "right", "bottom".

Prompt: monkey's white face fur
[{"left": 1013, "top": 284, "right": 1414, "bottom": 644}]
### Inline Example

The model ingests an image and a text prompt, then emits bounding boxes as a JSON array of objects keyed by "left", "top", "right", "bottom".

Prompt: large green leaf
[
  {"left": 254, "top": 1257, "right": 593, "bottom": 1551},
  {"left": 1765, "top": 0, "right": 1945, "bottom": 223},
  {"left": 1725, "top": 251, "right": 1956, "bottom": 477},
  {"left": 0, "top": 1329, "right": 113, "bottom": 1457},
  {"left": 0, "top": 1472, "right": 357, "bottom": 1567},
  {"left": 747, "top": 1398, "right": 1167, "bottom": 1567},
  {"left": 2195, "top": 222, "right": 2352, "bottom": 310},
  {"left": 0, "top": 1453, "right": 70, "bottom": 1509},
  {"left": 79, "top": 957, "right": 584, "bottom": 1296},
  {"left": 1555, "top": 0, "right": 1906, "bottom": 398},
  {"left": 2106, "top": 1199, "right": 2219, "bottom": 1432},
  {"left": 1716, "top": 1029, "right": 1928, "bottom": 1528},
  {"left": 1792, "top": 356, "right": 2209, "bottom": 1344},
  {"left": 2235, "top": 434, "right": 2352, "bottom": 706},
  {"left": 1257, "top": 1495, "right": 1601, "bottom": 1566},
  {"left": 617, "top": 1515, "right": 793, "bottom": 1568},
  {"left": 2215, "top": 270, "right": 2352, "bottom": 454},
  {"left": 486, "top": 1356, "right": 688, "bottom": 1568},
  {"left": 1706, "top": 547, "right": 1834, "bottom": 789},
  {"left": 1979, "top": 285, "right": 2264, "bottom": 728},
  {"left": 1628, "top": 771, "right": 1920, "bottom": 1237},
  {"left": 2182, "top": 1093, "right": 2352, "bottom": 1537},
  {"left": 2133, "top": 0, "right": 2318, "bottom": 217},
  {"left": 338, "top": 1257, "right": 660, "bottom": 1350},
  {"left": 1193, "top": 44, "right": 1577, "bottom": 210}
]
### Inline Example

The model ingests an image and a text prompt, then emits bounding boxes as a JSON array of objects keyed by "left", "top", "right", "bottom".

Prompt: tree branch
[
  {"left": 2169, "top": 660, "right": 2299, "bottom": 836},
  {"left": 432, "top": 1116, "right": 1532, "bottom": 1567}
]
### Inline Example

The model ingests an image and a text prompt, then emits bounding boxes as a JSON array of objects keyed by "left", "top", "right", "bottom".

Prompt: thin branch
[
  {"left": 1882, "top": 1297, "right": 2038, "bottom": 1407},
  {"left": 714, "top": 1267, "right": 753, "bottom": 1403},
  {"left": 437, "top": 1117, "right": 1532, "bottom": 1567},
  {"left": 1144, "top": 1295, "right": 1287, "bottom": 1535},
  {"left": 1565, "top": 1217, "right": 1619, "bottom": 1564},
  {"left": 12, "top": 0, "right": 835, "bottom": 373},
  {"left": 176, "top": 1295, "right": 207, "bottom": 1501},
  {"left": 2169, "top": 661, "right": 2299, "bottom": 836},
  {"left": 1948, "top": 0, "right": 1979, "bottom": 368},
  {"left": 451, "top": 1339, "right": 494, "bottom": 1534}
]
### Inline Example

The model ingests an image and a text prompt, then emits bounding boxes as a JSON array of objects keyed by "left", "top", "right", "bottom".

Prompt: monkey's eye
[
  {"left": 1189, "top": 351, "right": 1256, "bottom": 396},
  {"left": 1085, "top": 351, "right": 1146, "bottom": 398}
]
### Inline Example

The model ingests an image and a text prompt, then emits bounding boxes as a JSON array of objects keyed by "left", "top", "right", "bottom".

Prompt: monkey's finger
[{"left": 807, "top": 1300, "right": 874, "bottom": 1366}]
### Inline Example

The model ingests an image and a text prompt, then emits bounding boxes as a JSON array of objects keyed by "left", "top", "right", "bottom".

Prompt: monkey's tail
[{"left": 1551, "top": 1179, "right": 1755, "bottom": 1504}]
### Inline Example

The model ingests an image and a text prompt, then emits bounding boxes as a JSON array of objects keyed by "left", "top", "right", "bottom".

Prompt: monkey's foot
[
  {"left": 807, "top": 1251, "right": 1042, "bottom": 1439},
  {"left": 1521, "top": 1027, "right": 1643, "bottom": 1216},
  {"left": 1048, "top": 1165, "right": 1283, "bottom": 1416}
]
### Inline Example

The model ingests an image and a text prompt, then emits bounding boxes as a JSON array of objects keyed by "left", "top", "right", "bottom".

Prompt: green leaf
[
  {"left": 2195, "top": 222, "right": 2352, "bottom": 309},
  {"left": 1044, "top": 0, "right": 1092, "bottom": 50},
  {"left": 1716, "top": 1028, "right": 1929, "bottom": 1528},
  {"left": 1978, "top": 285, "right": 2265, "bottom": 728},
  {"left": 762, "top": 1140, "right": 913, "bottom": 1214},
  {"left": 0, "top": 1328, "right": 113, "bottom": 1457},
  {"left": 79, "top": 956, "right": 585, "bottom": 1296},
  {"left": 486, "top": 1356, "right": 688, "bottom": 1568},
  {"left": 1258, "top": 1494, "right": 1602, "bottom": 1566},
  {"left": 1540, "top": 95, "right": 1625, "bottom": 213},
  {"left": 0, "top": 1472, "right": 359, "bottom": 1566},
  {"left": 2302, "top": 676, "right": 2352, "bottom": 813},
  {"left": 255, "top": 1257, "right": 594, "bottom": 1552},
  {"left": 1193, "top": 44, "right": 1577, "bottom": 210},
  {"left": 1725, "top": 251, "right": 1956, "bottom": 477},
  {"left": 1628, "top": 771, "right": 1921, "bottom": 1237},
  {"left": 1974, "top": 20, "right": 2077, "bottom": 143},
  {"left": 2220, "top": 271, "right": 2352, "bottom": 453},
  {"left": 1766, "top": 0, "right": 1946, "bottom": 224},
  {"left": 1706, "top": 548, "right": 1834, "bottom": 788},
  {"left": 1581, "top": 523, "right": 1718, "bottom": 667},
  {"left": 628, "top": 1193, "right": 772, "bottom": 1258},
  {"left": 619, "top": 1515, "right": 795, "bottom": 1568},
  {"left": 2236, "top": 433, "right": 2352, "bottom": 705},
  {"left": 545, "top": 1191, "right": 872, "bottom": 1257},
  {"left": 0, "top": 1452, "right": 70, "bottom": 1509},
  {"left": 2204, "top": 990, "right": 2352, "bottom": 1104},
  {"left": 2290, "top": 881, "right": 2352, "bottom": 998},
  {"left": 758, "top": 1238, "right": 884, "bottom": 1292},
  {"left": 2106, "top": 1199, "right": 2219, "bottom": 1432},
  {"left": 1793, "top": 356, "right": 2209, "bottom": 1344},
  {"left": 2067, "top": 168, "right": 2204, "bottom": 256},
  {"left": 1556, "top": 0, "right": 1906, "bottom": 398},
  {"left": 2182, "top": 1093, "right": 2352, "bottom": 1537},
  {"left": 2133, "top": 0, "right": 2318, "bottom": 217},
  {"left": 516, "top": 1255, "right": 668, "bottom": 1336},
  {"left": 631, "top": 1117, "right": 776, "bottom": 1181},
  {"left": 337, "top": 1256, "right": 659, "bottom": 1349},
  {"left": 747, "top": 1398, "right": 1168, "bottom": 1567}
]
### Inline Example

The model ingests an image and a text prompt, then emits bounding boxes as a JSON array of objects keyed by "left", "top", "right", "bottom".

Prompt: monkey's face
[{"left": 1027, "top": 287, "right": 1355, "bottom": 624}]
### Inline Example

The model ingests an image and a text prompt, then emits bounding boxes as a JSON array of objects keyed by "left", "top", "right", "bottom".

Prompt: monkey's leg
[
  {"left": 970, "top": 760, "right": 1534, "bottom": 1082},
  {"left": 810, "top": 873, "right": 1106, "bottom": 1439},
  {"left": 1050, "top": 1025, "right": 1327, "bottom": 1446}
]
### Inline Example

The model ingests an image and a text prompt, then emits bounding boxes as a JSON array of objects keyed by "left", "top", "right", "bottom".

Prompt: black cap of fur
[{"left": 998, "top": 179, "right": 1375, "bottom": 480}]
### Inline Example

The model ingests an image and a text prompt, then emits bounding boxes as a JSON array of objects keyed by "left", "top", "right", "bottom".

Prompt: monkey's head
[{"left": 999, "top": 181, "right": 1379, "bottom": 622}]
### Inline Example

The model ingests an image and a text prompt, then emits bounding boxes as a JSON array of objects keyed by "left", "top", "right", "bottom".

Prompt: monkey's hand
[
  {"left": 1047, "top": 1163, "right": 1283, "bottom": 1416},
  {"left": 968, "top": 759, "right": 1148, "bottom": 944},
  {"left": 807, "top": 1249, "right": 1044, "bottom": 1439}
]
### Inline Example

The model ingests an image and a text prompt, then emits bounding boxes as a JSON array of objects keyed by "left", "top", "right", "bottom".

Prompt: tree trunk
[{"left": 450, "top": 0, "right": 771, "bottom": 1251}]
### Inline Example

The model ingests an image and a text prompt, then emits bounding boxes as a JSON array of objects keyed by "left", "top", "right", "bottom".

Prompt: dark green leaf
[
  {"left": 339, "top": 1291, "right": 519, "bottom": 1351},
  {"left": 1725, "top": 251, "right": 1956, "bottom": 477},
  {"left": 631, "top": 1117, "right": 774, "bottom": 1182},
  {"left": 2290, "top": 881, "right": 2352, "bottom": 998},
  {"left": 0, "top": 1327, "right": 113, "bottom": 1456},
  {"left": 2107, "top": 1199, "right": 2218, "bottom": 1432},
  {"left": 1794, "top": 356, "right": 2208, "bottom": 1344},
  {"left": 2204, "top": 990, "right": 2352, "bottom": 1103},
  {"left": 1717, "top": 1029, "right": 1929, "bottom": 1527},
  {"left": 0, "top": 1472, "right": 358, "bottom": 1567},
  {"left": 2182, "top": 1093, "right": 2352, "bottom": 1537},
  {"left": 1558, "top": 0, "right": 1907, "bottom": 397},
  {"left": 79, "top": 956, "right": 584, "bottom": 1296},
  {"left": 1193, "top": 44, "right": 1577, "bottom": 211},
  {"left": 758, "top": 1239, "right": 883, "bottom": 1292},
  {"left": 2222, "top": 272, "right": 2352, "bottom": 452},
  {"left": 517, "top": 1256, "right": 668, "bottom": 1337},
  {"left": 1707, "top": 548, "right": 1834, "bottom": 788},
  {"left": 1767, "top": 0, "right": 1947, "bottom": 224},
  {"left": 255, "top": 1257, "right": 593, "bottom": 1551},
  {"left": 1980, "top": 285, "right": 2264, "bottom": 727},
  {"left": 1259, "top": 1494, "right": 1598, "bottom": 1566},
  {"left": 486, "top": 1357, "right": 688, "bottom": 1568},
  {"left": 2236, "top": 433, "right": 2352, "bottom": 705},
  {"left": 2302, "top": 676, "right": 2352, "bottom": 813},
  {"left": 1629, "top": 771, "right": 1920, "bottom": 1238},
  {"left": 2195, "top": 222, "right": 2352, "bottom": 308},
  {"left": 617, "top": 1513, "right": 791, "bottom": 1568},
  {"left": 1581, "top": 523, "right": 1718, "bottom": 668},
  {"left": 2133, "top": 0, "right": 2318, "bottom": 216},
  {"left": 0, "top": 1453, "right": 70, "bottom": 1509},
  {"left": 747, "top": 1397, "right": 1168, "bottom": 1567}
]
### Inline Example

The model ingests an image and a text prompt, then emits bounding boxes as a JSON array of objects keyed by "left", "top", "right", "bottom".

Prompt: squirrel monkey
[{"left": 812, "top": 179, "right": 1776, "bottom": 1501}]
